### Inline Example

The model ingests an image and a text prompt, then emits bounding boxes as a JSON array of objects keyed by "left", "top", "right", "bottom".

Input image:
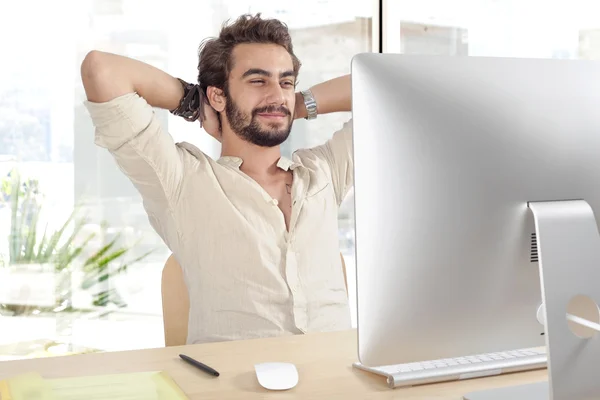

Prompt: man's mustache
[{"left": 252, "top": 105, "right": 291, "bottom": 117}]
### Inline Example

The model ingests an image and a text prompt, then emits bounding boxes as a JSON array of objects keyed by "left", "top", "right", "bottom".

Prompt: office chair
[
  {"left": 161, "top": 254, "right": 189, "bottom": 347},
  {"left": 161, "top": 253, "right": 349, "bottom": 347}
]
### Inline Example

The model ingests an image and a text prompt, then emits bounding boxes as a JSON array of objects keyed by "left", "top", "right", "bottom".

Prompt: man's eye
[
  {"left": 250, "top": 80, "right": 264, "bottom": 84},
  {"left": 282, "top": 81, "right": 294, "bottom": 87}
]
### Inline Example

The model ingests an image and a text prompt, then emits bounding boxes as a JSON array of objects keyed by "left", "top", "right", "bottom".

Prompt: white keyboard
[
  {"left": 378, "top": 347, "right": 546, "bottom": 374},
  {"left": 353, "top": 347, "right": 547, "bottom": 388}
]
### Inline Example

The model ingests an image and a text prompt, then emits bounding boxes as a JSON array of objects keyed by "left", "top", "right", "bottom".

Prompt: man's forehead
[{"left": 230, "top": 43, "right": 294, "bottom": 76}]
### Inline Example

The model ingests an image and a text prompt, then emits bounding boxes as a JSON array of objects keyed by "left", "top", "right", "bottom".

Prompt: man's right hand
[{"left": 201, "top": 100, "right": 221, "bottom": 143}]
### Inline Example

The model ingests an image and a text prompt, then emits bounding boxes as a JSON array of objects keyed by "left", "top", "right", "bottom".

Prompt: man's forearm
[
  {"left": 81, "top": 50, "right": 183, "bottom": 109},
  {"left": 295, "top": 74, "right": 351, "bottom": 119}
]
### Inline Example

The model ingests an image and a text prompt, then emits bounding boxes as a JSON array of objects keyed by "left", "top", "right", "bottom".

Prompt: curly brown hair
[{"left": 197, "top": 13, "right": 301, "bottom": 100}]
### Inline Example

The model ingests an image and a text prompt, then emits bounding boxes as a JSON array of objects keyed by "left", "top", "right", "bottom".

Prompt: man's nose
[{"left": 266, "top": 84, "right": 285, "bottom": 105}]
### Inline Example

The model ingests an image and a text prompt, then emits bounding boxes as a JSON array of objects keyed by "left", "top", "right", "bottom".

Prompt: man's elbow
[
  {"left": 81, "top": 50, "right": 106, "bottom": 75},
  {"left": 81, "top": 50, "right": 111, "bottom": 102}
]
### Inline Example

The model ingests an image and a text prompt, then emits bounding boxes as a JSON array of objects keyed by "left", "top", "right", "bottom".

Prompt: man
[{"left": 81, "top": 14, "right": 353, "bottom": 344}]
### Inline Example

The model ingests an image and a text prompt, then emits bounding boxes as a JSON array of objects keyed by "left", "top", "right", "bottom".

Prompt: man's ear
[{"left": 206, "top": 86, "right": 226, "bottom": 113}]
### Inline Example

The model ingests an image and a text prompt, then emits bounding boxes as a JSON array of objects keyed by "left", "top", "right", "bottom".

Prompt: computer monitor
[{"left": 350, "top": 53, "right": 600, "bottom": 368}]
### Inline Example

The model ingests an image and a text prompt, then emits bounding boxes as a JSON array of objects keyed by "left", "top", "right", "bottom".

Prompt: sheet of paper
[
  {"left": 0, "top": 379, "right": 10, "bottom": 399},
  {"left": 49, "top": 371, "right": 188, "bottom": 400},
  {"left": 0, "top": 372, "right": 56, "bottom": 400},
  {"left": 0, "top": 371, "right": 188, "bottom": 400}
]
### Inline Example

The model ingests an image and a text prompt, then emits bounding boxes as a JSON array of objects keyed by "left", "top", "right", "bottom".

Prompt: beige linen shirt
[{"left": 84, "top": 93, "right": 353, "bottom": 344}]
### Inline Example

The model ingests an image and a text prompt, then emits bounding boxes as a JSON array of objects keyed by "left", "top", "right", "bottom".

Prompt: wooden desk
[{"left": 0, "top": 329, "right": 547, "bottom": 399}]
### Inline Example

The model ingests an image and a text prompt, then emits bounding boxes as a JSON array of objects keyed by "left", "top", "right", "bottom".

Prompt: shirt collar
[{"left": 217, "top": 155, "right": 301, "bottom": 171}]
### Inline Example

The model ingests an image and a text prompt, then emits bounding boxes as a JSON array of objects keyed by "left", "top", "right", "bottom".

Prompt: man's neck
[{"left": 221, "top": 136, "right": 283, "bottom": 177}]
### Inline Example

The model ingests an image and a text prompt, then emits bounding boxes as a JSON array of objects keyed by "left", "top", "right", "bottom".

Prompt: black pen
[{"left": 179, "top": 354, "right": 220, "bottom": 377}]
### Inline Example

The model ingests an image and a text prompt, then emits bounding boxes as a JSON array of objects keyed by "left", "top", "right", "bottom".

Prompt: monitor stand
[{"left": 464, "top": 200, "right": 600, "bottom": 400}]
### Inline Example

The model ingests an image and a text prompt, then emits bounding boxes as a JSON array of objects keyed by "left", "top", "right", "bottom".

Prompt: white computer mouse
[{"left": 254, "top": 362, "right": 298, "bottom": 390}]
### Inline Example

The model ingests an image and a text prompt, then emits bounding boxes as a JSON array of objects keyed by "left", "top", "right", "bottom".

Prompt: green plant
[
  {"left": 2, "top": 168, "right": 154, "bottom": 315},
  {"left": 7, "top": 169, "right": 83, "bottom": 267},
  {"left": 79, "top": 232, "right": 154, "bottom": 307}
]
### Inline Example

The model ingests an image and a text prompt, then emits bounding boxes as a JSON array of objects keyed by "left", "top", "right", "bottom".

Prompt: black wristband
[{"left": 170, "top": 78, "right": 204, "bottom": 123}]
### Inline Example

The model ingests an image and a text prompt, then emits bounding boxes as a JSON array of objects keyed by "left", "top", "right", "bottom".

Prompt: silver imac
[{"left": 350, "top": 53, "right": 600, "bottom": 391}]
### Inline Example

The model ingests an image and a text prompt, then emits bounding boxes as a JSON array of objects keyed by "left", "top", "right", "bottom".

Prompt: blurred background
[{"left": 1, "top": 0, "right": 599, "bottom": 360}]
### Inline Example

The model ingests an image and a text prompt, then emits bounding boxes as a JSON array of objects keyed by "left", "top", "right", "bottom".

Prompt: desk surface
[{"left": 0, "top": 329, "right": 547, "bottom": 399}]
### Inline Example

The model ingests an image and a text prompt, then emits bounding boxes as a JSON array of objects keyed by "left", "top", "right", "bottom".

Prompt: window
[
  {"left": 0, "top": 0, "right": 374, "bottom": 360},
  {"left": 383, "top": 0, "right": 600, "bottom": 61}
]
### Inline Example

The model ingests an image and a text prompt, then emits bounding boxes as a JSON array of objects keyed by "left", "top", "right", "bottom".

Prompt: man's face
[{"left": 224, "top": 43, "right": 297, "bottom": 147}]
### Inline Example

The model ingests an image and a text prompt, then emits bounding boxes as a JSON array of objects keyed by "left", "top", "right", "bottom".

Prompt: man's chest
[
  {"left": 176, "top": 166, "right": 338, "bottom": 242},
  {"left": 256, "top": 175, "right": 294, "bottom": 230}
]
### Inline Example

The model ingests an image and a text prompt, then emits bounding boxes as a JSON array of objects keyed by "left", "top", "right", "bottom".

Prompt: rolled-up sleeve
[
  {"left": 84, "top": 92, "right": 184, "bottom": 213},
  {"left": 303, "top": 118, "right": 354, "bottom": 205}
]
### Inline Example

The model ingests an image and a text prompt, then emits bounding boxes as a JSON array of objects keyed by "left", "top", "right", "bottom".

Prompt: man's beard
[{"left": 225, "top": 97, "right": 293, "bottom": 147}]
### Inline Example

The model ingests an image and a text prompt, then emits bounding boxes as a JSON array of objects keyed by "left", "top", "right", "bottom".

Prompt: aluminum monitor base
[{"left": 465, "top": 200, "right": 600, "bottom": 400}]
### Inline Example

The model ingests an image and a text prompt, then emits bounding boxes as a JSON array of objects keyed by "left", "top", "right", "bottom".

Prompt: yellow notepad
[
  {"left": 0, "top": 371, "right": 188, "bottom": 400},
  {"left": 0, "top": 372, "right": 55, "bottom": 400}
]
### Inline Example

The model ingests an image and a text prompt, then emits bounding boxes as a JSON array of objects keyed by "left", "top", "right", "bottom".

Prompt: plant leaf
[
  {"left": 55, "top": 213, "right": 89, "bottom": 265},
  {"left": 55, "top": 232, "right": 97, "bottom": 272},
  {"left": 42, "top": 207, "right": 79, "bottom": 261},
  {"left": 9, "top": 170, "right": 21, "bottom": 264},
  {"left": 35, "top": 223, "right": 49, "bottom": 261},
  {"left": 83, "top": 234, "right": 121, "bottom": 271},
  {"left": 117, "top": 249, "right": 156, "bottom": 273},
  {"left": 23, "top": 199, "right": 42, "bottom": 262},
  {"left": 95, "top": 248, "right": 128, "bottom": 269}
]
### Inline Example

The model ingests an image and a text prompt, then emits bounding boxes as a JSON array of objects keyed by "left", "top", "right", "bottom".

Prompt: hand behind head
[{"left": 201, "top": 100, "right": 221, "bottom": 142}]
